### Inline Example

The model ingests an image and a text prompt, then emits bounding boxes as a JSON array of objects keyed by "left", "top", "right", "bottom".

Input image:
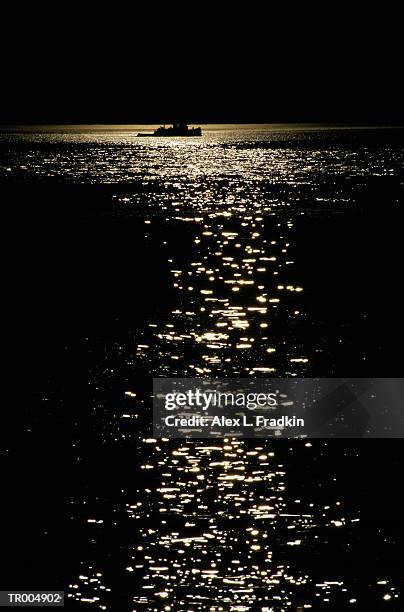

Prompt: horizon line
[{"left": 1, "top": 121, "right": 404, "bottom": 131}]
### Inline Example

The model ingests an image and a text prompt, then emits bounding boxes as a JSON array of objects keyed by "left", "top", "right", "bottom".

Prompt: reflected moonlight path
[{"left": 1, "top": 126, "right": 402, "bottom": 609}]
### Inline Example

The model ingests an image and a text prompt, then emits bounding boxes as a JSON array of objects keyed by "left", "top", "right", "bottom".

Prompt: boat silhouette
[{"left": 137, "top": 122, "right": 202, "bottom": 137}]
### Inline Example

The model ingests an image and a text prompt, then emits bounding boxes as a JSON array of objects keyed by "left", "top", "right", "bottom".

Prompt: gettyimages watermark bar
[{"left": 153, "top": 378, "right": 404, "bottom": 439}]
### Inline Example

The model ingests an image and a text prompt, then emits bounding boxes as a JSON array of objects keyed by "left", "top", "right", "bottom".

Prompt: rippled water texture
[{"left": 1, "top": 126, "right": 403, "bottom": 610}]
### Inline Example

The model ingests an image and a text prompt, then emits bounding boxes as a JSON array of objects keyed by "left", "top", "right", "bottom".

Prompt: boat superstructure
[{"left": 137, "top": 122, "right": 202, "bottom": 137}]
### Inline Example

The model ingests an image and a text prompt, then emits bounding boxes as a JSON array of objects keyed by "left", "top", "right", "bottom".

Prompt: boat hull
[{"left": 137, "top": 132, "right": 202, "bottom": 137}]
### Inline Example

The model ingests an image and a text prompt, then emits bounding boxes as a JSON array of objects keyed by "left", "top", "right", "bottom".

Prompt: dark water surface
[{"left": 1, "top": 126, "right": 403, "bottom": 610}]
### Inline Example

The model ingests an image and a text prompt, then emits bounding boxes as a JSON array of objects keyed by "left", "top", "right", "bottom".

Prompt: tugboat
[{"left": 137, "top": 121, "right": 202, "bottom": 137}]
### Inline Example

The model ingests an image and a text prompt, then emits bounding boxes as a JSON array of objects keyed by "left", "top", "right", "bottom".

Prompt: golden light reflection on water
[
  {"left": 6, "top": 129, "right": 400, "bottom": 609},
  {"left": 69, "top": 437, "right": 371, "bottom": 609},
  {"left": 133, "top": 203, "right": 309, "bottom": 378}
]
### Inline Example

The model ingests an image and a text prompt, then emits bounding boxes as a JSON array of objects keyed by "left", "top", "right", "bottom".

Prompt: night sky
[{"left": 1, "top": 8, "right": 402, "bottom": 125}]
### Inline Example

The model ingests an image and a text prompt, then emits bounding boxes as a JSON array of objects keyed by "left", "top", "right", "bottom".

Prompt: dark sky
[{"left": 1, "top": 8, "right": 403, "bottom": 125}]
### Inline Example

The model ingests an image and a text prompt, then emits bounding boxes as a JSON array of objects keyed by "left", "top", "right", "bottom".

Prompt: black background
[{"left": 1, "top": 5, "right": 403, "bottom": 125}]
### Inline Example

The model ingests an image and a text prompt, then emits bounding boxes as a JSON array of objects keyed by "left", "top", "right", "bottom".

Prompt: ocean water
[{"left": 1, "top": 126, "right": 403, "bottom": 610}]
